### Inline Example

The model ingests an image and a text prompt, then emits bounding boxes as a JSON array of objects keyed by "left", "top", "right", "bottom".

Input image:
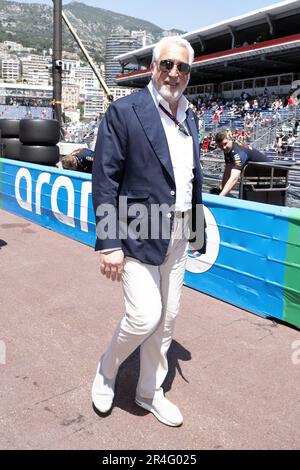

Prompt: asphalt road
[{"left": 0, "top": 209, "right": 299, "bottom": 450}]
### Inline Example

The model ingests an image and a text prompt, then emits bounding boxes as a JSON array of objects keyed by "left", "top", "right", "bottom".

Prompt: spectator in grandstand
[
  {"left": 263, "top": 88, "right": 268, "bottom": 99},
  {"left": 201, "top": 136, "right": 210, "bottom": 153},
  {"left": 287, "top": 132, "right": 296, "bottom": 154},
  {"left": 215, "top": 131, "right": 269, "bottom": 197},
  {"left": 212, "top": 110, "right": 220, "bottom": 131},
  {"left": 61, "top": 148, "right": 94, "bottom": 173},
  {"left": 226, "top": 128, "right": 233, "bottom": 139},
  {"left": 243, "top": 99, "right": 250, "bottom": 111},
  {"left": 40, "top": 109, "right": 47, "bottom": 120},
  {"left": 272, "top": 97, "right": 283, "bottom": 111},
  {"left": 287, "top": 94, "right": 295, "bottom": 109},
  {"left": 294, "top": 118, "right": 299, "bottom": 136},
  {"left": 273, "top": 135, "right": 286, "bottom": 158},
  {"left": 208, "top": 135, "right": 217, "bottom": 151}
]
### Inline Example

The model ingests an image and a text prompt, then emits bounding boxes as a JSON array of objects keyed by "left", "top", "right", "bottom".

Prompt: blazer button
[{"left": 170, "top": 190, "right": 175, "bottom": 196}]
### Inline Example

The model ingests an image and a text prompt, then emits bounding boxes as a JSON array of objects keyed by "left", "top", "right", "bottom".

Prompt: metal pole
[
  {"left": 53, "top": 0, "right": 63, "bottom": 126},
  {"left": 61, "top": 10, "right": 113, "bottom": 102}
]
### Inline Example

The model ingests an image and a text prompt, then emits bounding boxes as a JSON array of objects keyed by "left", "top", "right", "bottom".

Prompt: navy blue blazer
[{"left": 92, "top": 86, "right": 205, "bottom": 266}]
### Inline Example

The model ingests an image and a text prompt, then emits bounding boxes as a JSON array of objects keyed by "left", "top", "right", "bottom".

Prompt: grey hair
[{"left": 151, "top": 36, "right": 194, "bottom": 66}]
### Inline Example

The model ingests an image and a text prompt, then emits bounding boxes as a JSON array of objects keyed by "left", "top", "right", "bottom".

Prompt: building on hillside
[
  {"left": 75, "top": 66, "right": 101, "bottom": 93},
  {"left": 20, "top": 54, "right": 51, "bottom": 86},
  {"left": 62, "top": 84, "right": 80, "bottom": 112},
  {"left": 131, "top": 30, "right": 154, "bottom": 48},
  {"left": 84, "top": 88, "right": 104, "bottom": 119},
  {"left": 105, "top": 33, "right": 138, "bottom": 86},
  {"left": 2, "top": 41, "right": 31, "bottom": 53},
  {"left": 0, "top": 58, "right": 20, "bottom": 81},
  {"left": 109, "top": 86, "right": 135, "bottom": 101},
  {"left": 62, "top": 59, "right": 81, "bottom": 86}
]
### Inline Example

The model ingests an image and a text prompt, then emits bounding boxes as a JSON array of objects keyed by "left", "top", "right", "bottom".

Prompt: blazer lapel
[
  {"left": 133, "top": 88, "right": 175, "bottom": 183},
  {"left": 186, "top": 108, "right": 200, "bottom": 163}
]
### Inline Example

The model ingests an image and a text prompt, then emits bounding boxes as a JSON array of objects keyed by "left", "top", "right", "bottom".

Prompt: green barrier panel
[{"left": 284, "top": 209, "right": 300, "bottom": 328}]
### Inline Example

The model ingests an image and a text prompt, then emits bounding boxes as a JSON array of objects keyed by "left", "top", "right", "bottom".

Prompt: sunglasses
[{"left": 158, "top": 59, "right": 191, "bottom": 75}]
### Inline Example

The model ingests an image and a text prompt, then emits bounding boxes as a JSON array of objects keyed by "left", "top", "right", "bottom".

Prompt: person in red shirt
[
  {"left": 288, "top": 94, "right": 295, "bottom": 109},
  {"left": 202, "top": 137, "right": 209, "bottom": 153},
  {"left": 212, "top": 111, "right": 220, "bottom": 123}
]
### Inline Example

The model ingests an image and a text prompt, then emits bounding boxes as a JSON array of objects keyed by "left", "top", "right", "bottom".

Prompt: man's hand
[{"left": 99, "top": 250, "right": 125, "bottom": 282}]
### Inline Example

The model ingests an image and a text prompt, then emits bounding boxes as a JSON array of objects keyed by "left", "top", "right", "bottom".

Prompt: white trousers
[{"left": 101, "top": 213, "right": 189, "bottom": 399}]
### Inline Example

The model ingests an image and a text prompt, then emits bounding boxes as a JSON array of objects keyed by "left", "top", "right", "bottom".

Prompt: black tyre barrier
[
  {"left": 19, "top": 119, "right": 60, "bottom": 145},
  {"left": 0, "top": 119, "right": 20, "bottom": 138},
  {"left": 0, "top": 138, "right": 21, "bottom": 160},
  {"left": 20, "top": 145, "right": 60, "bottom": 165}
]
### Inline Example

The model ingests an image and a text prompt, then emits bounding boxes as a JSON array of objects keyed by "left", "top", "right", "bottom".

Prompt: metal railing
[
  {"left": 252, "top": 107, "right": 300, "bottom": 151},
  {"left": 0, "top": 104, "right": 52, "bottom": 120},
  {"left": 198, "top": 106, "right": 300, "bottom": 141}
]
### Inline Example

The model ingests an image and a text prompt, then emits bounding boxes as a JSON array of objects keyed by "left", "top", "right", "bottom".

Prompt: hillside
[{"left": 0, "top": 0, "right": 184, "bottom": 62}]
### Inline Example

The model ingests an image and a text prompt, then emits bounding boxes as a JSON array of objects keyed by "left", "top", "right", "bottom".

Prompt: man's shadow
[
  {"left": 163, "top": 340, "right": 192, "bottom": 392},
  {"left": 113, "top": 340, "right": 191, "bottom": 416},
  {"left": 0, "top": 240, "right": 7, "bottom": 249}
]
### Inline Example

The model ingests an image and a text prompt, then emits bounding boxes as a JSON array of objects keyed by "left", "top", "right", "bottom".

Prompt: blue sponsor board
[
  {"left": 1, "top": 158, "right": 95, "bottom": 247},
  {"left": 185, "top": 194, "right": 290, "bottom": 321}
]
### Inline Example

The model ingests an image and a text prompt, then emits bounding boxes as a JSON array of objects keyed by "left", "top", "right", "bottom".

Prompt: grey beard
[{"left": 152, "top": 76, "right": 182, "bottom": 104}]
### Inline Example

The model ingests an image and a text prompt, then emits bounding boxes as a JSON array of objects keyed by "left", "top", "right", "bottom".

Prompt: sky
[{"left": 12, "top": 0, "right": 289, "bottom": 31}]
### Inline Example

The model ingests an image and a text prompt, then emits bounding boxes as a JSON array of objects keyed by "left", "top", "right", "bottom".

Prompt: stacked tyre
[
  {"left": 19, "top": 119, "right": 60, "bottom": 166},
  {"left": 0, "top": 119, "right": 21, "bottom": 160}
]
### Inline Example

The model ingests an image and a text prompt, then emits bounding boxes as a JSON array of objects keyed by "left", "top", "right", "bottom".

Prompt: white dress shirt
[
  {"left": 147, "top": 80, "right": 194, "bottom": 212},
  {"left": 101, "top": 83, "right": 195, "bottom": 253}
]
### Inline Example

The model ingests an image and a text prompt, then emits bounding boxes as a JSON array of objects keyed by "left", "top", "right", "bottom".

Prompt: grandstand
[
  {"left": 114, "top": 0, "right": 300, "bottom": 95},
  {"left": 0, "top": 83, "right": 53, "bottom": 119},
  {"left": 0, "top": 104, "right": 52, "bottom": 120},
  {"left": 113, "top": 0, "right": 300, "bottom": 136},
  {"left": 112, "top": 0, "right": 300, "bottom": 206},
  {"left": 113, "top": 3, "right": 300, "bottom": 137},
  {"left": 0, "top": 83, "right": 53, "bottom": 107}
]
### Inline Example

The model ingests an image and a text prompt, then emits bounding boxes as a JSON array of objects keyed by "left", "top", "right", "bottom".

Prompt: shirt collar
[{"left": 147, "top": 80, "right": 189, "bottom": 124}]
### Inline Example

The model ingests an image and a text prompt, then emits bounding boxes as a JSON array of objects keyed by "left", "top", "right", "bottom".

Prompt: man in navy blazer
[{"left": 92, "top": 36, "right": 205, "bottom": 426}]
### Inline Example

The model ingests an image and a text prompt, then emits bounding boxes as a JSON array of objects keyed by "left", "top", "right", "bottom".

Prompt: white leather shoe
[
  {"left": 135, "top": 391, "right": 183, "bottom": 427},
  {"left": 92, "top": 360, "right": 116, "bottom": 414}
]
